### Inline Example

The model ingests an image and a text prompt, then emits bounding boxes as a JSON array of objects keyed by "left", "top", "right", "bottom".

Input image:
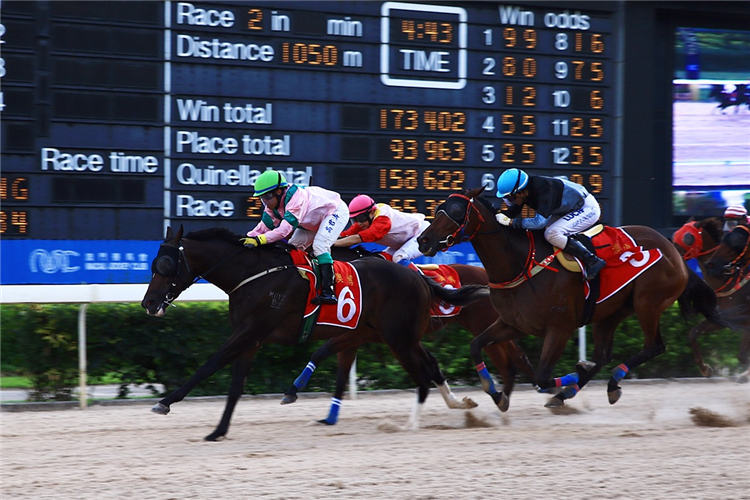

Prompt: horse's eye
[
  {"left": 682, "top": 233, "right": 695, "bottom": 246},
  {"left": 726, "top": 232, "right": 747, "bottom": 253},
  {"left": 447, "top": 202, "right": 465, "bottom": 219},
  {"left": 154, "top": 256, "right": 176, "bottom": 275}
]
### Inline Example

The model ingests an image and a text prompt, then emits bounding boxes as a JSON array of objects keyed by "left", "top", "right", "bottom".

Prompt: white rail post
[
  {"left": 578, "top": 325, "right": 587, "bottom": 361},
  {"left": 348, "top": 356, "right": 357, "bottom": 400},
  {"left": 78, "top": 303, "right": 88, "bottom": 409}
]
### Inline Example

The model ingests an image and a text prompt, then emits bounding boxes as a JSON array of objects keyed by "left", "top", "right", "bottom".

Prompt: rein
[
  {"left": 714, "top": 225, "right": 750, "bottom": 296},
  {"left": 488, "top": 232, "right": 560, "bottom": 289},
  {"left": 439, "top": 193, "right": 557, "bottom": 289},
  {"left": 162, "top": 240, "right": 294, "bottom": 302},
  {"left": 228, "top": 264, "right": 294, "bottom": 294},
  {"left": 724, "top": 225, "right": 750, "bottom": 269}
]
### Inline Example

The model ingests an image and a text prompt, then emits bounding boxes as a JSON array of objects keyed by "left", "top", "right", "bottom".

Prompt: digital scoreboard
[{"left": 2, "top": 1, "right": 616, "bottom": 241}]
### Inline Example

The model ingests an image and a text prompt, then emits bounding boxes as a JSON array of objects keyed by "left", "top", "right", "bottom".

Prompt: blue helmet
[{"left": 496, "top": 168, "right": 529, "bottom": 198}]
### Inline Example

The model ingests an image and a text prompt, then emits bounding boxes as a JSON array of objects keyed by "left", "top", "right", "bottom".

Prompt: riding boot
[
  {"left": 312, "top": 263, "right": 337, "bottom": 304},
  {"left": 563, "top": 239, "right": 606, "bottom": 282}
]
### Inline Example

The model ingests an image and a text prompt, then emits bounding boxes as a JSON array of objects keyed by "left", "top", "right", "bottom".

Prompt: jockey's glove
[
  {"left": 495, "top": 213, "right": 513, "bottom": 226},
  {"left": 241, "top": 235, "right": 267, "bottom": 247}
]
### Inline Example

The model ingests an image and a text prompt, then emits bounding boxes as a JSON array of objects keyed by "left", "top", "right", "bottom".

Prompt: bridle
[
  {"left": 152, "top": 237, "right": 296, "bottom": 310},
  {"left": 152, "top": 242, "right": 196, "bottom": 310},
  {"left": 434, "top": 193, "right": 485, "bottom": 248},
  {"left": 712, "top": 225, "right": 750, "bottom": 297},
  {"left": 673, "top": 221, "right": 718, "bottom": 260},
  {"left": 722, "top": 225, "right": 750, "bottom": 273},
  {"left": 434, "top": 193, "right": 554, "bottom": 289},
  {"left": 152, "top": 239, "right": 246, "bottom": 308}
]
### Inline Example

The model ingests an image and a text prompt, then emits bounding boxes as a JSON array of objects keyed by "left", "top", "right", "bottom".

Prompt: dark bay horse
[
  {"left": 673, "top": 218, "right": 750, "bottom": 378},
  {"left": 141, "top": 226, "right": 489, "bottom": 439},
  {"left": 281, "top": 246, "right": 537, "bottom": 422},
  {"left": 417, "top": 187, "right": 726, "bottom": 409},
  {"left": 702, "top": 224, "right": 750, "bottom": 381}
]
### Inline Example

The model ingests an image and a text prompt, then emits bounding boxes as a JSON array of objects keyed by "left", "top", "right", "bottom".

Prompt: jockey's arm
[
  {"left": 334, "top": 234, "right": 363, "bottom": 247},
  {"left": 253, "top": 219, "right": 295, "bottom": 244},
  {"left": 518, "top": 213, "right": 548, "bottom": 230}
]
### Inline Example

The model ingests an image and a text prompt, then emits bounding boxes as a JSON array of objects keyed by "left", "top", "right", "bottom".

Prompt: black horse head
[
  {"left": 705, "top": 225, "right": 750, "bottom": 279},
  {"left": 142, "top": 225, "right": 192, "bottom": 316}
]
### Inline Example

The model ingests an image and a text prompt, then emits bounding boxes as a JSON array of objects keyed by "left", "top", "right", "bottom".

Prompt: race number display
[{"left": 2, "top": 1, "right": 616, "bottom": 239}]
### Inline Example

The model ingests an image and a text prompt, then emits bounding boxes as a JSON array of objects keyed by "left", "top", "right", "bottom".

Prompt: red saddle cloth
[
  {"left": 289, "top": 250, "right": 363, "bottom": 329},
  {"left": 378, "top": 253, "right": 463, "bottom": 318},
  {"left": 588, "top": 227, "right": 664, "bottom": 303}
]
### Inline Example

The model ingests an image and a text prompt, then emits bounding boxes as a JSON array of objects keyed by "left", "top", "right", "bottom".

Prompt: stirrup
[
  {"left": 312, "top": 292, "right": 337, "bottom": 305},
  {"left": 584, "top": 258, "right": 606, "bottom": 282}
]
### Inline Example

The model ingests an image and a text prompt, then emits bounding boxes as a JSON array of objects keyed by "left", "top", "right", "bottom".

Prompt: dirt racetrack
[{"left": 2, "top": 379, "right": 749, "bottom": 500}]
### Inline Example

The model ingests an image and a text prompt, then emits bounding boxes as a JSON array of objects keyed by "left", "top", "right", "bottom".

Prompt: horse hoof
[
  {"left": 608, "top": 388, "right": 622, "bottom": 405},
  {"left": 280, "top": 394, "right": 298, "bottom": 405},
  {"left": 736, "top": 375, "right": 749, "bottom": 384},
  {"left": 151, "top": 403, "right": 170, "bottom": 415},
  {"left": 490, "top": 391, "right": 508, "bottom": 411},
  {"left": 496, "top": 393, "right": 510, "bottom": 413},
  {"left": 204, "top": 432, "right": 225, "bottom": 442},
  {"left": 462, "top": 397, "right": 479, "bottom": 409},
  {"left": 700, "top": 365, "right": 713, "bottom": 378},
  {"left": 316, "top": 419, "right": 336, "bottom": 426},
  {"left": 544, "top": 396, "right": 564, "bottom": 408},
  {"left": 577, "top": 360, "right": 596, "bottom": 372}
]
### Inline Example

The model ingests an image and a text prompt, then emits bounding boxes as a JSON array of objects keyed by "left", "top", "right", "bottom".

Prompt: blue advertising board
[
  {"left": 1, "top": 240, "right": 160, "bottom": 285},
  {"left": 1, "top": 239, "right": 483, "bottom": 285}
]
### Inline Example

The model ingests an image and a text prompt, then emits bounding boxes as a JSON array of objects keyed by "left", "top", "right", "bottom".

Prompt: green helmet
[{"left": 253, "top": 170, "right": 288, "bottom": 196}]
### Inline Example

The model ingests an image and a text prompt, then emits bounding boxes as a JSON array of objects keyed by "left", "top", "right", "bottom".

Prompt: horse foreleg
[
  {"left": 688, "top": 319, "right": 722, "bottom": 377},
  {"left": 151, "top": 336, "right": 248, "bottom": 416},
  {"left": 607, "top": 326, "right": 666, "bottom": 405},
  {"left": 205, "top": 349, "right": 257, "bottom": 441},
  {"left": 483, "top": 343, "right": 534, "bottom": 412},
  {"left": 470, "top": 321, "right": 525, "bottom": 411}
]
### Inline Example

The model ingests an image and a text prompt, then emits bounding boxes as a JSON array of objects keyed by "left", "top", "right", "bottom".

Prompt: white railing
[
  {"left": 0, "top": 284, "right": 360, "bottom": 406},
  {"left": 1, "top": 283, "right": 226, "bottom": 409}
]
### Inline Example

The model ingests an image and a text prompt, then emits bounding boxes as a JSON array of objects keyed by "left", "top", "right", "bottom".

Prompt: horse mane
[
  {"left": 695, "top": 217, "right": 723, "bottom": 244},
  {"left": 182, "top": 227, "right": 299, "bottom": 252},
  {"left": 184, "top": 227, "right": 245, "bottom": 246},
  {"left": 473, "top": 194, "right": 497, "bottom": 213}
]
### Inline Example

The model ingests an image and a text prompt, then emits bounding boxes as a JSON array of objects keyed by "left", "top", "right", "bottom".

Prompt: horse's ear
[
  {"left": 176, "top": 224, "right": 184, "bottom": 240},
  {"left": 467, "top": 186, "right": 485, "bottom": 199},
  {"left": 165, "top": 226, "right": 173, "bottom": 240}
]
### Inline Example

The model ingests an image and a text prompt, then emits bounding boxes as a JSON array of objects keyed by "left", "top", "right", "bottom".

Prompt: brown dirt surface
[{"left": 2, "top": 379, "right": 749, "bottom": 499}]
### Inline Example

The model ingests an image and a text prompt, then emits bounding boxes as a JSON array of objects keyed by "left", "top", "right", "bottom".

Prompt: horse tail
[
  {"left": 421, "top": 274, "right": 489, "bottom": 306},
  {"left": 677, "top": 264, "right": 731, "bottom": 329}
]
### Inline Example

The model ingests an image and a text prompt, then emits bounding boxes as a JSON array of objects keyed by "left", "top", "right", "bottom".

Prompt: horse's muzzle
[
  {"left": 141, "top": 298, "right": 168, "bottom": 317},
  {"left": 418, "top": 236, "right": 437, "bottom": 257}
]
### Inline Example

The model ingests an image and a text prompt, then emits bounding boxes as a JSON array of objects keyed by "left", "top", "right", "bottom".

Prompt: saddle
[{"left": 555, "top": 224, "right": 605, "bottom": 272}]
